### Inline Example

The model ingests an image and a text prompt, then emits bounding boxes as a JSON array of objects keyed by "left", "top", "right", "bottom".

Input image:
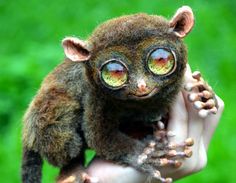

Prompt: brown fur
[
  {"left": 89, "top": 14, "right": 170, "bottom": 52},
  {"left": 22, "top": 7, "right": 194, "bottom": 183}
]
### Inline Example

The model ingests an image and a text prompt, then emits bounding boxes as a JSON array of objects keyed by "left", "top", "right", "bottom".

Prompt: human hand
[
  {"left": 159, "top": 64, "right": 224, "bottom": 180},
  {"left": 58, "top": 64, "right": 224, "bottom": 183}
]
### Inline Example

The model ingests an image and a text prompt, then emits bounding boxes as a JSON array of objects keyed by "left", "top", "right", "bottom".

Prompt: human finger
[{"left": 167, "top": 92, "right": 188, "bottom": 144}]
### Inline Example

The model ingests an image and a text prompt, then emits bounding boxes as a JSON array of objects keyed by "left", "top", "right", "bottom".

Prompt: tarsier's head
[{"left": 62, "top": 6, "right": 194, "bottom": 101}]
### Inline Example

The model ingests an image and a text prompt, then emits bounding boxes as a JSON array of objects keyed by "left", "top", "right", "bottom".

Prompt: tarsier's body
[{"left": 22, "top": 6, "right": 218, "bottom": 183}]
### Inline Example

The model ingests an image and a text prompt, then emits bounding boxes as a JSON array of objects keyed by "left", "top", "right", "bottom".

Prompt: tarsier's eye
[
  {"left": 101, "top": 60, "right": 128, "bottom": 88},
  {"left": 147, "top": 48, "right": 176, "bottom": 75}
]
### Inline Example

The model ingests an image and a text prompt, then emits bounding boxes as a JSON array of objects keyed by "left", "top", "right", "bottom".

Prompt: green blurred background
[{"left": 0, "top": 0, "right": 235, "bottom": 182}]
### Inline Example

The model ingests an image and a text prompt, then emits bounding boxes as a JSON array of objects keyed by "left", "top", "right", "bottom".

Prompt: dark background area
[{"left": 0, "top": 0, "right": 235, "bottom": 182}]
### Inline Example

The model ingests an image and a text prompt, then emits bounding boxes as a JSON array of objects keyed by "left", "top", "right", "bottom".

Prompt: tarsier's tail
[{"left": 21, "top": 147, "right": 42, "bottom": 183}]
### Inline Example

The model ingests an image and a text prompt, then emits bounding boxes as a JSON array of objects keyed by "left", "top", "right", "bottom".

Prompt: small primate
[{"left": 22, "top": 6, "right": 218, "bottom": 183}]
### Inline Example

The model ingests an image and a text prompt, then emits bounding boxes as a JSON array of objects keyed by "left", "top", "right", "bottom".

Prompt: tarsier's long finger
[
  {"left": 194, "top": 100, "right": 217, "bottom": 112},
  {"left": 138, "top": 140, "right": 166, "bottom": 163},
  {"left": 140, "top": 138, "right": 193, "bottom": 166},
  {"left": 137, "top": 140, "right": 156, "bottom": 164},
  {"left": 140, "top": 120, "right": 168, "bottom": 161},
  {"left": 137, "top": 139, "right": 170, "bottom": 164},
  {"left": 154, "top": 121, "right": 167, "bottom": 140},
  {"left": 194, "top": 97, "right": 218, "bottom": 117},
  {"left": 157, "top": 121, "right": 165, "bottom": 130},
  {"left": 184, "top": 70, "right": 219, "bottom": 118},
  {"left": 184, "top": 82, "right": 205, "bottom": 92},
  {"left": 148, "top": 140, "right": 193, "bottom": 159},
  {"left": 155, "top": 122, "right": 176, "bottom": 138},
  {"left": 198, "top": 107, "right": 218, "bottom": 118},
  {"left": 192, "top": 71, "right": 201, "bottom": 80},
  {"left": 188, "top": 90, "right": 213, "bottom": 102},
  {"left": 153, "top": 121, "right": 170, "bottom": 147},
  {"left": 154, "top": 121, "right": 175, "bottom": 139},
  {"left": 147, "top": 157, "right": 182, "bottom": 168},
  {"left": 167, "top": 148, "right": 192, "bottom": 158},
  {"left": 153, "top": 171, "right": 173, "bottom": 183},
  {"left": 167, "top": 138, "right": 194, "bottom": 158},
  {"left": 185, "top": 71, "right": 212, "bottom": 92},
  {"left": 168, "top": 138, "right": 194, "bottom": 149}
]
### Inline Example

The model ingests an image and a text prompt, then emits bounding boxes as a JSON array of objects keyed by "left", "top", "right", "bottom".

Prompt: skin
[{"left": 80, "top": 64, "right": 224, "bottom": 183}]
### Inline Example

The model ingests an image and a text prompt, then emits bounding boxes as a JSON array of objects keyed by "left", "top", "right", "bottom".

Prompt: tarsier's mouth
[
  {"left": 119, "top": 114, "right": 169, "bottom": 140},
  {"left": 128, "top": 88, "right": 159, "bottom": 100}
]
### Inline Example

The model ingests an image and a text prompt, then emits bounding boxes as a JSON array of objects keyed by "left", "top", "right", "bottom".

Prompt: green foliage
[{"left": 0, "top": 0, "right": 235, "bottom": 182}]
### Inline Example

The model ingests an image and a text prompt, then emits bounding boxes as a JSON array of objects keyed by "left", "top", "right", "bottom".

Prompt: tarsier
[{"left": 22, "top": 6, "right": 218, "bottom": 183}]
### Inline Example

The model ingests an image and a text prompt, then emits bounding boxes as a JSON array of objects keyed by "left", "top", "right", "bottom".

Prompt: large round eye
[
  {"left": 101, "top": 60, "right": 128, "bottom": 88},
  {"left": 147, "top": 48, "right": 176, "bottom": 75}
]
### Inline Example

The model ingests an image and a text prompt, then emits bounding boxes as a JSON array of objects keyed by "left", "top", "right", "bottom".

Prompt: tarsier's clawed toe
[
  {"left": 184, "top": 71, "right": 219, "bottom": 118},
  {"left": 137, "top": 117, "right": 194, "bottom": 183},
  {"left": 153, "top": 171, "right": 173, "bottom": 183},
  {"left": 168, "top": 138, "right": 194, "bottom": 150},
  {"left": 148, "top": 137, "right": 193, "bottom": 182},
  {"left": 167, "top": 138, "right": 194, "bottom": 160}
]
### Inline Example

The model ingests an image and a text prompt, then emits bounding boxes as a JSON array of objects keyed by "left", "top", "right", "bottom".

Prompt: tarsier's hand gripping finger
[
  {"left": 137, "top": 120, "right": 194, "bottom": 183},
  {"left": 184, "top": 71, "right": 219, "bottom": 118}
]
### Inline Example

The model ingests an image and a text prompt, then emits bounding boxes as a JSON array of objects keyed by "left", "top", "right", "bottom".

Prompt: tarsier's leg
[
  {"left": 138, "top": 121, "right": 194, "bottom": 183},
  {"left": 184, "top": 71, "right": 219, "bottom": 118}
]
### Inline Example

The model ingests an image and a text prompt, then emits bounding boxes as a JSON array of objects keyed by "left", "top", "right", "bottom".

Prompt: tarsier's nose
[{"left": 137, "top": 79, "right": 148, "bottom": 93}]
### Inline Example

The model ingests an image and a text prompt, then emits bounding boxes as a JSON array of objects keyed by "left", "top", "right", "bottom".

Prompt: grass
[{"left": 0, "top": 0, "right": 235, "bottom": 182}]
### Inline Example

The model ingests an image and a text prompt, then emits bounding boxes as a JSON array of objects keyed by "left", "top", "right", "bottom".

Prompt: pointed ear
[
  {"left": 62, "top": 37, "right": 91, "bottom": 62},
  {"left": 169, "top": 6, "right": 194, "bottom": 38}
]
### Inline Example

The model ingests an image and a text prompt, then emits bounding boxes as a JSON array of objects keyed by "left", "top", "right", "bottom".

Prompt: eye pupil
[
  {"left": 101, "top": 61, "right": 128, "bottom": 88},
  {"left": 156, "top": 58, "right": 166, "bottom": 64},
  {"left": 148, "top": 48, "right": 175, "bottom": 75}
]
